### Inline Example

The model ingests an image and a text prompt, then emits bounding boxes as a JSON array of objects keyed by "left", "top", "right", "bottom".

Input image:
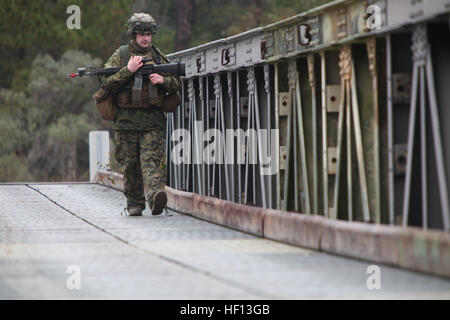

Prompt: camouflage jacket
[{"left": 102, "top": 43, "right": 181, "bottom": 131}]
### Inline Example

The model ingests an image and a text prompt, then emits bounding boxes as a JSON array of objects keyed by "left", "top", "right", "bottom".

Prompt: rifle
[
  {"left": 67, "top": 58, "right": 185, "bottom": 78},
  {"left": 68, "top": 58, "right": 185, "bottom": 108}
]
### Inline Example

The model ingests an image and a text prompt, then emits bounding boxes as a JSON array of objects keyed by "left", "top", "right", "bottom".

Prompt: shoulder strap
[
  {"left": 151, "top": 45, "right": 170, "bottom": 64},
  {"left": 118, "top": 45, "right": 131, "bottom": 67}
]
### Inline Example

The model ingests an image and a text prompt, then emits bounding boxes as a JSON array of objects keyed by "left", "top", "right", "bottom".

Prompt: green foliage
[
  {"left": 0, "top": 50, "right": 104, "bottom": 182},
  {"left": 0, "top": 0, "right": 177, "bottom": 88},
  {"left": 190, "top": 0, "right": 333, "bottom": 45},
  {"left": 0, "top": 154, "right": 33, "bottom": 182},
  {"left": 0, "top": 0, "right": 132, "bottom": 89},
  {"left": 48, "top": 114, "right": 94, "bottom": 144},
  {"left": 153, "top": 26, "right": 176, "bottom": 54},
  {"left": 0, "top": 90, "right": 34, "bottom": 157},
  {"left": 0, "top": 0, "right": 334, "bottom": 89}
]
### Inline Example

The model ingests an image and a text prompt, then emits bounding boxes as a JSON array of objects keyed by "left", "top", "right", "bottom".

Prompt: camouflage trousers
[{"left": 114, "top": 129, "right": 166, "bottom": 210}]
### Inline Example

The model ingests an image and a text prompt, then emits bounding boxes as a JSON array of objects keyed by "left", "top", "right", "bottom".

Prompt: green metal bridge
[
  {"left": 159, "top": 0, "right": 450, "bottom": 279},
  {"left": 166, "top": 0, "right": 450, "bottom": 231}
]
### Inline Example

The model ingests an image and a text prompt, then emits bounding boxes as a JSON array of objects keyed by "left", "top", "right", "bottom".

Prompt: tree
[
  {"left": 0, "top": 50, "right": 105, "bottom": 182},
  {"left": 174, "top": 0, "right": 196, "bottom": 51},
  {"left": 0, "top": 0, "right": 133, "bottom": 90}
]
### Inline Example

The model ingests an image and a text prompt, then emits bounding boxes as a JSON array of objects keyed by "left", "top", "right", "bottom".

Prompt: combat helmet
[{"left": 126, "top": 13, "right": 159, "bottom": 37}]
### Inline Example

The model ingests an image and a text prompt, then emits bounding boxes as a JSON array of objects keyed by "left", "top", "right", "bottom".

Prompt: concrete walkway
[{"left": 0, "top": 184, "right": 449, "bottom": 299}]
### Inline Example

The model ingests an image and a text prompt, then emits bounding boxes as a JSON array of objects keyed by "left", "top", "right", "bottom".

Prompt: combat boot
[
  {"left": 151, "top": 190, "right": 167, "bottom": 216},
  {"left": 127, "top": 206, "right": 143, "bottom": 216}
]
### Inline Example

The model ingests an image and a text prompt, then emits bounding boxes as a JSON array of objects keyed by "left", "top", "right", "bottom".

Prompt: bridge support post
[{"left": 402, "top": 24, "right": 450, "bottom": 232}]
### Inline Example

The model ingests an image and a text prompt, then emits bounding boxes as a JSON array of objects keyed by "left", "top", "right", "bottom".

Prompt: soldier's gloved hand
[
  {"left": 149, "top": 73, "right": 164, "bottom": 85},
  {"left": 127, "top": 56, "right": 143, "bottom": 73}
]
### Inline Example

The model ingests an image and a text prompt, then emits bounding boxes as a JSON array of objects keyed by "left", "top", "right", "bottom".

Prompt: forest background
[{"left": 0, "top": 0, "right": 332, "bottom": 182}]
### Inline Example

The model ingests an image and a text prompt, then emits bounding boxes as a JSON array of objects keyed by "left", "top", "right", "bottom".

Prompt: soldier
[{"left": 102, "top": 13, "right": 181, "bottom": 216}]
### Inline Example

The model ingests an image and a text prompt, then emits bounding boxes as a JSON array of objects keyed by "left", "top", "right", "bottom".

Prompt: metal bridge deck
[{"left": 0, "top": 183, "right": 448, "bottom": 299}]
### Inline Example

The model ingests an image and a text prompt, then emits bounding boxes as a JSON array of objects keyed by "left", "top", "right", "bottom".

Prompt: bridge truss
[{"left": 165, "top": 0, "right": 450, "bottom": 232}]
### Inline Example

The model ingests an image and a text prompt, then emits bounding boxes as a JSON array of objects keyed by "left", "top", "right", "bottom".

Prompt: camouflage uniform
[{"left": 103, "top": 35, "right": 180, "bottom": 211}]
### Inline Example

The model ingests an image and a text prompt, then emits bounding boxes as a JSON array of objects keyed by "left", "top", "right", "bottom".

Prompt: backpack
[{"left": 92, "top": 77, "right": 116, "bottom": 121}]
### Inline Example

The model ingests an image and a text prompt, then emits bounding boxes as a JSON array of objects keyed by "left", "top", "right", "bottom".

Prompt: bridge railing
[{"left": 165, "top": 0, "right": 450, "bottom": 232}]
